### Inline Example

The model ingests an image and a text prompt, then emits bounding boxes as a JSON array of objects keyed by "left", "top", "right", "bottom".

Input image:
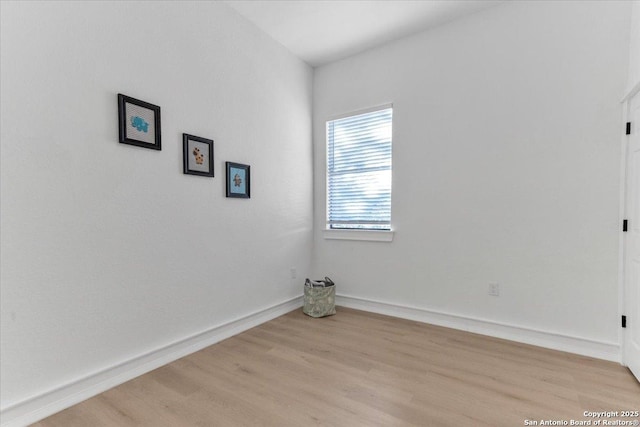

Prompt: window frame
[{"left": 325, "top": 104, "right": 394, "bottom": 242}]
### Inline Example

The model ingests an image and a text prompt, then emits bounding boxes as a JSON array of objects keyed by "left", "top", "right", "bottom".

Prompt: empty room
[{"left": 1, "top": 0, "right": 639, "bottom": 426}]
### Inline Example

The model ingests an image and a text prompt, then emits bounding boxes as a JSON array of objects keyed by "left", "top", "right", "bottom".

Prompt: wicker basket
[{"left": 303, "top": 277, "right": 336, "bottom": 318}]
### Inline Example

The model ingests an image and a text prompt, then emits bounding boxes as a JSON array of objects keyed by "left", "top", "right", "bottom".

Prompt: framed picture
[
  {"left": 118, "top": 94, "right": 161, "bottom": 150},
  {"left": 226, "top": 162, "right": 250, "bottom": 198},
  {"left": 183, "top": 134, "right": 214, "bottom": 177}
]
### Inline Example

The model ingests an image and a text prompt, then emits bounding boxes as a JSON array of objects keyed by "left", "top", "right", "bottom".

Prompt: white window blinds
[{"left": 327, "top": 106, "right": 392, "bottom": 230}]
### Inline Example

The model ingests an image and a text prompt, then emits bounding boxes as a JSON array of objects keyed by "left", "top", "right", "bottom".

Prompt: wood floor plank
[{"left": 34, "top": 307, "right": 640, "bottom": 426}]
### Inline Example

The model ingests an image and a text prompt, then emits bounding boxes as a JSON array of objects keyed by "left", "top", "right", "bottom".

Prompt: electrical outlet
[
  {"left": 489, "top": 283, "right": 500, "bottom": 296},
  {"left": 290, "top": 268, "right": 297, "bottom": 279}
]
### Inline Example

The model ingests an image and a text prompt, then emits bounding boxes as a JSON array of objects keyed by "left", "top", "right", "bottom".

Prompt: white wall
[
  {"left": 0, "top": 0, "right": 312, "bottom": 413},
  {"left": 629, "top": 0, "right": 640, "bottom": 91},
  {"left": 313, "top": 1, "right": 630, "bottom": 350}
]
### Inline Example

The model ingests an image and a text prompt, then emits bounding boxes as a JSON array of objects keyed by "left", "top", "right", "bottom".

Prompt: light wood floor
[{"left": 34, "top": 307, "right": 639, "bottom": 426}]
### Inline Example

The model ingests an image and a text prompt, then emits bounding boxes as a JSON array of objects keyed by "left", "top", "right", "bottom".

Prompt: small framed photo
[
  {"left": 226, "top": 162, "right": 250, "bottom": 198},
  {"left": 118, "top": 94, "right": 161, "bottom": 150},
  {"left": 183, "top": 134, "right": 214, "bottom": 177}
]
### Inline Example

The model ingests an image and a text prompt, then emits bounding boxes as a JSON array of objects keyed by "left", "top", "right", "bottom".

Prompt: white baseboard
[
  {"left": 0, "top": 296, "right": 303, "bottom": 427},
  {"left": 336, "top": 294, "right": 621, "bottom": 363}
]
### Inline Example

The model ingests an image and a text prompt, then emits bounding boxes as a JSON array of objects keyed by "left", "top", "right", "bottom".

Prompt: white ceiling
[{"left": 224, "top": 0, "right": 505, "bottom": 67}]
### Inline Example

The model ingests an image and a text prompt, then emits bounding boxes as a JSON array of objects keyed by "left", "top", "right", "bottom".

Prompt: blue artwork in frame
[
  {"left": 226, "top": 162, "right": 250, "bottom": 198},
  {"left": 117, "top": 93, "right": 161, "bottom": 150}
]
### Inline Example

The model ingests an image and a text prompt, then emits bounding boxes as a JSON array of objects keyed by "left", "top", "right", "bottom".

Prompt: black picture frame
[
  {"left": 183, "top": 134, "right": 214, "bottom": 177},
  {"left": 118, "top": 93, "right": 161, "bottom": 150},
  {"left": 226, "top": 162, "right": 250, "bottom": 198}
]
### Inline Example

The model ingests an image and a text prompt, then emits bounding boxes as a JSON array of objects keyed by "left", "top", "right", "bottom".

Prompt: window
[{"left": 327, "top": 106, "right": 392, "bottom": 231}]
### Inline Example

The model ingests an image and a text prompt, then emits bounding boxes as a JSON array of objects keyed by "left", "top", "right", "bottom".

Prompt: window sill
[{"left": 323, "top": 229, "right": 394, "bottom": 242}]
